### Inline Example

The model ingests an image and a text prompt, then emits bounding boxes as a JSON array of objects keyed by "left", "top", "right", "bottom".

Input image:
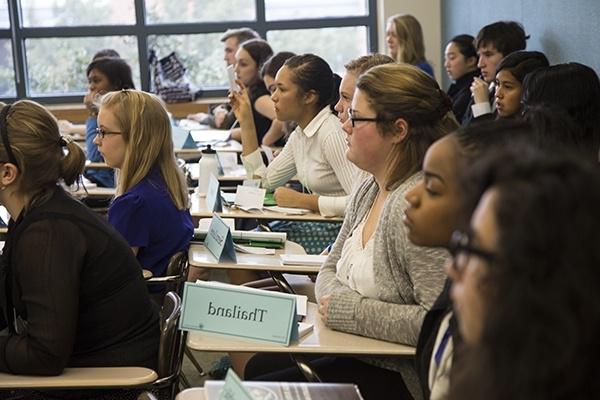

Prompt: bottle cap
[{"left": 201, "top": 144, "right": 217, "bottom": 154}]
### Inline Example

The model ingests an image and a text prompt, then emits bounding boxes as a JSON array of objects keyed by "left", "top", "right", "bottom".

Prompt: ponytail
[{"left": 60, "top": 140, "right": 86, "bottom": 186}]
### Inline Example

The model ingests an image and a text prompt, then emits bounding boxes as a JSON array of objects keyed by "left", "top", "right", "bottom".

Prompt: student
[
  {"left": 95, "top": 90, "right": 194, "bottom": 281},
  {"left": 230, "top": 38, "right": 285, "bottom": 147},
  {"left": 447, "top": 148, "right": 600, "bottom": 400},
  {"left": 493, "top": 51, "right": 549, "bottom": 118},
  {"left": 245, "top": 64, "right": 458, "bottom": 400},
  {"left": 386, "top": 14, "right": 434, "bottom": 76},
  {"left": 0, "top": 101, "right": 159, "bottom": 377},
  {"left": 522, "top": 62, "right": 600, "bottom": 161},
  {"left": 444, "top": 34, "right": 479, "bottom": 122},
  {"left": 84, "top": 55, "right": 135, "bottom": 187},
  {"left": 187, "top": 27, "right": 260, "bottom": 128},
  {"left": 261, "top": 51, "right": 296, "bottom": 95},
  {"left": 463, "top": 21, "right": 527, "bottom": 125},
  {"left": 404, "top": 119, "right": 536, "bottom": 400}
]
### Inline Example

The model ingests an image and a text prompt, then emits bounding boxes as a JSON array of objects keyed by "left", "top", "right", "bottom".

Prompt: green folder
[{"left": 263, "top": 192, "right": 277, "bottom": 206}]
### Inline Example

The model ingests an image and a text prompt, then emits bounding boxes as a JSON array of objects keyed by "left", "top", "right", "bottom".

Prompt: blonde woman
[
  {"left": 95, "top": 90, "right": 194, "bottom": 279},
  {"left": 386, "top": 13, "right": 434, "bottom": 77},
  {"left": 0, "top": 100, "right": 159, "bottom": 377}
]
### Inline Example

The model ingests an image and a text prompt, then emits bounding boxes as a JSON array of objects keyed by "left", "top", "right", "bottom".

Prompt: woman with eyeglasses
[
  {"left": 83, "top": 53, "right": 135, "bottom": 188},
  {"left": 0, "top": 101, "right": 159, "bottom": 381},
  {"left": 447, "top": 147, "right": 600, "bottom": 400},
  {"left": 403, "top": 119, "right": 535, "bottom": 400},
  {"left": 244, "top": 64, "right": 457, "bottom": 400},
  {"left": 94, "top": 90, "right": 193, "bottom": 285}
]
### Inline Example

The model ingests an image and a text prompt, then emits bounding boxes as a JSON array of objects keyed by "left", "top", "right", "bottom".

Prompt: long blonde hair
[
  {"left": 0, "top": 100, "right": 85, "bottom": 201},
  {"left": 357, "top": 64, "right": 459, "bottom": 190},
  {"left": 100, "top": 90, "right": 189, "bottom": 210},
  {"left": 387, "top": 14, "right": 427, "bottom": 65}
]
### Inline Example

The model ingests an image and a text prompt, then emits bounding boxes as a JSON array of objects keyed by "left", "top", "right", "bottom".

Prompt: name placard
[
  {"left": 219, "top": 369, "right": 255, "bottom": 400},
  {"left": 204, "top": 214, "right": 237, "bottom": 263},
  {"left": 180, "top": 281, "right": 299, "bottom": 346},
  {"left": 172, "top": 126, "right": 197, "bottom": 149},
  {"left": 205, "top": 174, "right": 223, "bottom": 212}
]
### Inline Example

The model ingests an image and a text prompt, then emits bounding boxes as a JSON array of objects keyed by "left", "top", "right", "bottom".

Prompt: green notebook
[{"left": 263, "top": 192, "right": 277, "bottom": 206}]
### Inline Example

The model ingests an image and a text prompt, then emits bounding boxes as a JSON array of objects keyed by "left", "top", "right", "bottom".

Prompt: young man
[
  {"left": 462, "top": 21, "right": 527, "bottom": 125},
  {"left": 188, "top": 27, "right": 260, "bottom": 128}
]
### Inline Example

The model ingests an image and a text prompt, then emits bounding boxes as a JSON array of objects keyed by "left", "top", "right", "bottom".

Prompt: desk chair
[
  {"left": 146, "top": 251, "right": 190, "bottom": 296},
  {"left": 0, "top": 292, "right": 185, "bottom": 398}
]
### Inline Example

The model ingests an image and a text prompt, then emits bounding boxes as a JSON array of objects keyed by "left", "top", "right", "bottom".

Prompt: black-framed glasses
[
  {"left": 448, "top": 230, "right": 496, "bottom": 273},
  {"left": 347, "top": 109, "right": 383, "bottom": 128},
  {"left": 95, "top": 127, "right": 122, "bottom": 139}
]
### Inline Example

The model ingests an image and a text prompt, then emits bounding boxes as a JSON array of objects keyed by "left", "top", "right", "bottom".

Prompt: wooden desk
[
  {"left": 190, "top": 196, "right": 343, "bottom": 223},
  {"left": 176, "top": 388, "right": 206, "bottom": 400},
  {"left": 187, "top": 303, "right": 415, "bottom": 381},
  {"left": 175, "top": 140, "right": 242, "bottom": 156},
  {"left": 187, "top": 163, "right": 247, "bottom": 183},
  {"left": 67, "top": 186, "right": 115, "bottom": 199}
]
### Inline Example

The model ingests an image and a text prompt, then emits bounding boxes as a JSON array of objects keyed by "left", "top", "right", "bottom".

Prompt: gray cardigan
[{"left": 315, "top": 173, "right": 448, "bottom": 399}]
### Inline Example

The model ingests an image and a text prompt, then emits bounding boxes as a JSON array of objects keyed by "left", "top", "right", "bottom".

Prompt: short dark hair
[
  {"left": 239, "top": 39, "right": 273, "bottom": 72},
  {"left": 448, "top": 34, "right": 477, "bottom": 60},
  {"left": 86, "top": 57, "right": 135, "bottom": 90},
  {"left": 284, "top": 54, "right": 339, "bottom": 111},
  {"left": 495, "top": 51, "right": 549, "bottom": 83},
  {"left": 220, "top": 28, "right": 260, "bottom": 44},
  {"left": 260, "top": 51, "right": 296, "bottom": 79},
  {"left": 474, "top": 21, "right": 528, "bottom": 56},
  {"left": 92, "top": 48, "right": 120, "bottom": 60}
]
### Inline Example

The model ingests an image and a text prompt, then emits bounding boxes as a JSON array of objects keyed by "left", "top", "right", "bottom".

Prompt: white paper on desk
[
  {"left": 264, "top": 206, "right": 311, "bottom": 215},
  {"left": 220, "top": 192, "right": 236, "bottom": 204},
  {"left": 235, "top": 185, "right": 265, "bottom": 210},
  {"left": 242, "top": 179, "right": 261, "bottom": 188},
  {"left": 298, "top": 322, "right": 313, "bottom": 338},
  {"left": 261, "top": 145, "right": 275, "bottom": 163},
  {"left": 233, "top": 243, "right": 275, "bottom": 255},
  {"left": 218, "top": 152, "right": 238, "bottom": 168},
  {"left": 280, "top": 254, "right": 327, "bottom": 266}
]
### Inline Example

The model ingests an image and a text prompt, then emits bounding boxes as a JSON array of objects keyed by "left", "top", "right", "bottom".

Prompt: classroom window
[
  {"left": 26, "top": 36, "right": 140, "bottom": 95},
  {"left": 145, "top": 0, "right": 255, "bottom": 24},
  {"left": 264, "top": 0, "right": 367, "bottom": 21},
  {"left": 0, "top": 2, "right": 8, "bottom": 28},
  {"left": 0, "top": 39, "right": 15, "bottom": 97},
  {"left": 20, "top": 0, "right": 136, "bottom": 27}
]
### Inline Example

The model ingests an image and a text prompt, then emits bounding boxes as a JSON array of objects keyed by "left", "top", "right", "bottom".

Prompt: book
[
  {"left": 205, "top": 380, "right": 365, "bottom": 400},
  {"left": 280, "top": 255, "right": 327, "bottom": 266}
]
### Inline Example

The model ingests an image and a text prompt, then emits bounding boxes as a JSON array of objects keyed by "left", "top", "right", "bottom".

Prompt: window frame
[{"left": 1, "top": 0, "right": 377, "bottom": 104}]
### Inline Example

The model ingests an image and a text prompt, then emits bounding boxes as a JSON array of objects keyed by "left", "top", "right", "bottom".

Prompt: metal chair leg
[{"left": 292, "top": 354, "right": 322, "bottom": 382}]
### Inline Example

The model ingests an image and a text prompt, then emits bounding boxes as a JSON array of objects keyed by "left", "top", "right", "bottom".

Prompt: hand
[
  {"left": 213, "top": 108, "right": 229, "bottom": 128},
  {"left": 187, "top": 112, "right": 209, "bottom": 122},
  {"left": 228, "top": 80, "right": 253, "bottom": 124},
  {"left": 273, "top": 186, "right": 303, "bottom": 208},
  {"left": 470, "top": 77, "right": 490, "bottom": 104},
  {"left": 83, "top": 91, "right": 98, "bottom": 114},
  {"left": 318, "top": 295, "right": 331, "bottom": 325},
  {"left": 57, "top": 119, "right": 74, "bottom": 134}
]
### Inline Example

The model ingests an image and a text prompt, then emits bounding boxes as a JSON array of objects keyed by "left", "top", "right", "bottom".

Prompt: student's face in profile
[
  {"left": 94, "top": 106, "right": 127, "bottom": 169},
  {"left": 444, "top": 42, "right": 477, "bottom": 81},
  {"left": 263, "top": 74, "right": 276, "bottom": 94},
  {"left": 404, "top": 135, "right": 464, "bottom": 247},
  {"left": 88, "top": 68, "right": 113, "bottom": 94},
  {"left": 477, "top": 44, "right": 504, "bottom": 83},
  {"left": 234, "top": 48, "right": 259, "bottom": 87},
  {"left": 495, "top": 70, "right": 522, "bottom": 117},
  {"left": 223, "top": 37, "right": 239, "bottom": 66},
  {"left": 386, "top": 22, "right": 399, "bottom": 60},
  {"left": 447, "top": 188, "right": 499, "bottom": 345},
  {"left": 342, "top": 89, "right": 395, "bottom": 174},
  {"left": 270, "top": 66, "right": 303, "bottom": 122},
  {"left": 334, "top": 71, "right": 357, "bottom": 123}
]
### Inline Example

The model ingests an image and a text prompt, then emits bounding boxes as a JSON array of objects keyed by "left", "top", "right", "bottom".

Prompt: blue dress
[
  {"left": 108, "top": 166, "right": 194, "bottom": 277},
  {"left": 84, "top": 117, "right": 115, "bottom": 188},
  {"left": 416, "top": 61, "right": 435, "bottom": 78}
]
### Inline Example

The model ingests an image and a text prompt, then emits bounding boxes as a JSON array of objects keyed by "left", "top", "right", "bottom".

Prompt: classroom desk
[
  {"left": 67, "top": 186, "right": 115, "bottom": 199},
  {"left": 188, "top": 241, "right": 316, "bottom": 293},
  {"left": 175, "top": 140, "right": 242, "bottom": 156},
  {"left": 189, "top": 195, "right": 343, "bottom": 223},
  {"left": 187, "top": 303, "right": 415, "bottom": 381},
  {"left": 187, "top": 163, "right": 248, "bottom": 183},
  {"left": 176, "top": 388, "right": 206, "bottom": 400}
]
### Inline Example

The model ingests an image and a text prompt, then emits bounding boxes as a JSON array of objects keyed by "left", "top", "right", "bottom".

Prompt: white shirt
[
  {"left": 335, "top": 218, "right": 378, "bottom": 299},
  {"left": 242, "top": 106, "right": 358, "bottom": 216}
]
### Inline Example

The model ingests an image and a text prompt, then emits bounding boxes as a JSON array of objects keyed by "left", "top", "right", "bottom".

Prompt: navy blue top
[
  {"left": 84, "top": 117, "right": 115, "bottom": 188},
  {"left": 108, "top": 167, "right": 194, "bottom": 277},
  {"left": 416, "top": 61, "right": 435, "bottom": 78}
]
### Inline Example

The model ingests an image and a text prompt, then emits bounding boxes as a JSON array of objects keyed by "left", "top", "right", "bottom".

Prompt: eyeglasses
[
  {"left": 448, "top": 230, "right": 496, "bottom": 273},
  {"left": 347, "top": 109, "right": 383, "bottom": 128},
  {"left": 95, "top": 127, "right": 122, "bottom": 139}
]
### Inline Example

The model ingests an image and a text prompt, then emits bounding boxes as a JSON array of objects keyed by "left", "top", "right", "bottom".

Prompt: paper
[
  {"left": 219, "top": 369, "right": 255, "bottom": 400},
  {"left": 281, "top": 254, "right": 328, "bottom": 266},
  {"left": 298, "top": 322, "right": 313, "bottom": 338},
  {"left": 233, "top": 243, "right": 276, "bottom": 255},
  {"left": 235, "top": 185, "right": 266, "bottom": 210},
  {"left": 218, "top": 152, "right": 239, "bottom": 168},
  {"left": 205, "top": 174, "right": 223, "bottom": 212},
  {"left": 242, "top": 179, "right": 261, "bottom": 188},
  {"left": 264, "top": 206, "right": 311, "bottom": 215},
  {"left": 261, "top": 145, "right": 275, "bottom": 164},
  {"left": 198, "top": 218, "right": 234, "bottom": 231}
]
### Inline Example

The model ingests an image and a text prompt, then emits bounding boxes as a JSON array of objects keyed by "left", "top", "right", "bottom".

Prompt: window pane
[
  {"left": 0, "top": 40, "right": 15, "bottom": 97},
  {"left": 265, "top": 0, "right": 367, "bottom": 21},
  {"left": 21, "top": 0, "right": 135, "bottom": 27},
  {"left": 0, "top": 2, "right": 9, "bottom": 28},
  {"left": 26, "top": 36, "right": 139, "bottom": 95},
  {"left": 148, "top": 33, "right": 227, "bottom": 88},
  {"left": 145, "top": 0, "right": 255, "bottom": 24},
  {"left": 267, "top": 27, "right": 368, "bottom": 76}
]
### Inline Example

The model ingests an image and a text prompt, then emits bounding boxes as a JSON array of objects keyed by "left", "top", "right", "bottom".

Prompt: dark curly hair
[{"left": 450, "top": 147, "right": 600, "bottom": 400}]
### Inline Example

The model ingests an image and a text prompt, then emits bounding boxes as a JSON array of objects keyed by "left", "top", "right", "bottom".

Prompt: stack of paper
[
  {"left": 280, "top": 254, "right": 327, "bottom": 266},
  {"left": 264, "top": 206, "right": 311, "bottom": 215}
]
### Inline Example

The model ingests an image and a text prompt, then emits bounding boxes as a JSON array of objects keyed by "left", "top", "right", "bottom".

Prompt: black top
[
  {"left": 248, "top": 83, "right": 280, "bottom": 146},
  {"left": 0, "top": 186, "right": 159, "bottom": 375},
  {"left": 447, "top": 70, "right": 479, "bottom": 123}
]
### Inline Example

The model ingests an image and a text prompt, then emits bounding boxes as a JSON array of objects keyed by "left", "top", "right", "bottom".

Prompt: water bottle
[{"left": 196, "top": 145, "right": 220, "bottom": 196}]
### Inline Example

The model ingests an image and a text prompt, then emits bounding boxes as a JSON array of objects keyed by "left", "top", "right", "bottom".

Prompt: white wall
[{"left": 377, "top": 0, "right": 442, "bottom": 82}]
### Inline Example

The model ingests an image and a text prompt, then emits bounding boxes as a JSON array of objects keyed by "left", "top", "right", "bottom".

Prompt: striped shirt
[{"left": 242, "top": 106, "right": 358, "bottom": 216}]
